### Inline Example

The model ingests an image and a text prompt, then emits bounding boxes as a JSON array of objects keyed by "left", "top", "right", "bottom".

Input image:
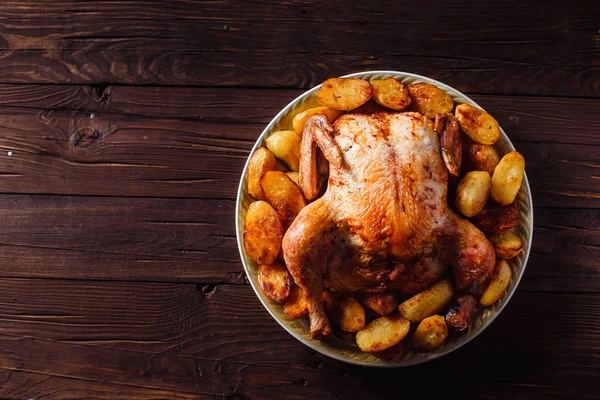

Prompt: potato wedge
[
  {"left": 316, "top": 78, "right": 373, "bottom": 111},
  {"left": 258, "top": 262, "right": 291, "bottom": 303},
  {"left": 356, "top": 314, "right": 410, "bottom": 352},
  {"left": 455, "top": 103, "right": 500, "bottom": 145},
  {"left": 247, "top": 147, "right": 277, "bottom": 200},
  {"left": 293, "top": 107, "right": 344, "bottom": 136},
  {"left": 266, "top": 130, "right": 302, "bottom": 171},
  {"left": 455, "top": 171, "right": 492, "bottom": 217},
  {"left": 398, "top": 278, "right": 454, "bottom": 323},
  {"left": 370, "top": 78, "right": 411, "bottom": 111},
  {"left": 489, "top": 231, "right": 523, "bottom": 259},
  {"left": 463, "top": 142, "right": 500, "bottom": 175},
  {"left": 412, "top": 315, "right": 448, "bottom": 351},
  {"left": 480, "top": 260, "right": 512, "bottom": 306},
  {"left": 260, "top": 171, "right": 307, "bottom": 228},
  {"left": 285, "top": 171, "right": 299, "bottom": 185},
  {"left": 472, "top": 202, "right": 519, "bottom": 233},
  {"left": 434, "top": 112, "right": 462, "bottom": 176},
  {"left": 283, "top": 285, "right": 308, "bottom": 319},
  {"left": 408, "top": 82, "right": 454, "bottom": 119},
  {"left": 323, "top": 292, "right": 366, "bottom": 333},
  {"left": 358, "top": 292, "right": 399, "bottom": 316},
  {"left": 491, "top": 151, "right": 525, "bottom": 206},
  {"left": 243, "top": 201, "right": 283, "bottom": 265}
]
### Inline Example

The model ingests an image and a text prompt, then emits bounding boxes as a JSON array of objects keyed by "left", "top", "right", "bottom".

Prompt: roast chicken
[{"left": 282, "top": 111, "right": 495, "bottom": 338}]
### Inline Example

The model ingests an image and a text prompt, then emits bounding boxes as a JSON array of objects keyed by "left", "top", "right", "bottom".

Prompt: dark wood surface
[{"left": 0, "top": 1, "right": 598, "bottom": 399}]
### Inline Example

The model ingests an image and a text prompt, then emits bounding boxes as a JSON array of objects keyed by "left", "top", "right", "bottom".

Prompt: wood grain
[
  {"left": 0, "top": 87, "right": 597, "bottom": 204},
  {"left": 0, "top": 369, "right": 202, "bottom": 400},
  {"left": 0, "top": 1, "right": 596, "bottom": 95},
  {"left": 0, "top": 279, "right": 598, "bottom": 399},
  {"left": 0, "top": 195, "right": 597, "bottom": 290}
]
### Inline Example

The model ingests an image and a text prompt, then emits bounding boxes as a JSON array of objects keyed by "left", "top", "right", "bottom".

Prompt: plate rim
[{"left": 235, "top": 70, "right": 533, "bottom": 367}]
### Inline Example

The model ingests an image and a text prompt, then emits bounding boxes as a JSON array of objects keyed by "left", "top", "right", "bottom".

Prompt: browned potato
[
  {"left": 356, "top": 314, "right": 410, "bottom": 352},
  {"left": 412, "top": 315, "right": 448, "bottom": 351},
  {"left": 472, "top": 202, "right": 519, "bottom": 233},
  {"left": 445, "top": 295, "right": 477, "bottom": 333},
  {"left": 243, "top": 201, "right": 283, "bottom": 265},
  {"left": 455, "top": 104, "right": 500, "bottom": 145},
  {"left": 489, "top": 231, "right": 523, "bottom": 259},
  {"left": 258, "top": 262, "right": 291, "bottom": 303},
  {"left": 370, "top": 78, "right": 411, "bottom": 111},
  {"left": 283, "top": 285, "right": 308, "bottom": 319},
  {"left": 480, "top": 260, "right": 512, "bottom": 306},
  {"left": 358, "top": 292, "right": 399, "bottom": 316},
  {"left": 434, "top": 113, "right": 462, "bottom": 176},
  {"left": 247, "top": 147, "right": 277, "bottom": 200},
  {"left": 455, "top": 171, "right": 492, "bottom": 217},
  {"left": 285, "top": 171, "right": 299, "bottom": 185},
  {"left": 260, "top": 171, "right": 307, "bottom": 228},
  {"left": 491, "top": 151, "right": 525, "bottom": 205},
  {"left": 293, "top": 107, "right": 344, "bottom": 135},
  {"left": 323, "top": 292, "right": 366, "bottom": 333},
  {"left": 316, "top": 78, "right": 373, "bottom": 111},
  {"left": 398, "top": 278, "right": 454, "bottom": 323},
  {"left": 266, "top": 130, "right": 302, "bottom": 171},
  {"left": 408, "top": 82, "right": 454, "bottom": 119},
  {"left": 463, "top": 142, "right": 500, "bottom": 174}
]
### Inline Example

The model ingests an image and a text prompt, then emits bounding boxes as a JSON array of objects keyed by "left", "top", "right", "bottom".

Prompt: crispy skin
[
  {"left": 445, "top": 295, "right": 477, "bottom": 333},
  {"left": 284, "top": 112, "right": 495, "bottom": 338},
  {"left": 471, "top": 202, "right": 519, "bottom": 233}
]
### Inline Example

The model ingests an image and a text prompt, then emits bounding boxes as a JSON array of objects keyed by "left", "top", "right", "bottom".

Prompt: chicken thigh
[{"left": 282, "top": 111, "right": 495, "bottom": 338}]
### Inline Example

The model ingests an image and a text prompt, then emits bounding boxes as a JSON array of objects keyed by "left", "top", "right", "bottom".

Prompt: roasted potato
[
  {"left": 293, "top": 107, "right": 344, "bottom": 135},
  {"left": 323, "top": 292, "right": 366, "bottom": 333},
  {"left": 260, "top": 171, "right": 307, "bottom": 227},
  {"left": 266, "top": 130, "right": 302, "bottom": 171},
  {"left": 434, "top": 113, "right": 462, "bottom": 176},
  {"left": 455, "top": 171, "right": 492, "bottom": 217},
  {"left": 398, "top": 278, "right": 454, "bottom": 323},
  {"left": 370, "top": 78, "right": 411, "bottom": 111},
  {"left": 480, "top": 260, "right": 512, "bottom": 306},
  {"left": 491, "top": 151, "right": 525, "bottom": 206},
  {"left": 243, "top": 201, "right": 283, "bottom": 265},
  {"left": 358, "top": 292, "right": 399, "bottom": 316},
  {"left": 408, "top": 82, "right": 454, "bottom": 119},
  {"left": 455, "top": 104, "right": 500, "bottom": 145},
  {"left": 472, "top": 202, "right": 519, "bottom": 233},
  {"left": 356, "top": 314, "right": 410, "bottom": 352},
  {"left": 412, "top": 315, "right": 448, "bottom": 351},
  {"left": 247, "top": 147, "right": 277, "bottom": 200},
  {"left": 489, "top": 231, "right": 523, "bottom": 259},
  {"left": 316, "top": 78, "right": 373, "bottom": 111},
  {"left": 283, "top": 285, "right": 308, "bottom": 319},
  {"left": 258, "top": 262, "right": 291, "bottom": 303},
  {"left": 285, "top": 171, "right": 299, "bottom": 185},
  {"left": 463, "top": 142, "right": 500, "bottom": 174}
]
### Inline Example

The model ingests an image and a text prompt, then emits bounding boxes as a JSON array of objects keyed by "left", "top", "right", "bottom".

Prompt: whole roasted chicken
[{"left": 282, "top": 111, "right": 495, "bottom": 338}]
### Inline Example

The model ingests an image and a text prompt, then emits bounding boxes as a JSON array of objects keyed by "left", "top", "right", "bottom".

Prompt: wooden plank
[
  {"left": 0, "top": 280, "right": 597, "bottom": 399},
  {"left": 0, "top": 90, "right": 597, "bottom": 204},
  {"left": 0, "top": 195, "right": 245, "bottom": 283},
  {"left": 0, "top": 369, "right": 202, "bottom": 400},
  {"left": 0, "top": 1, "right": 596, "bottom": 95},
  {"left": 0, "top": 195, "right": 597, "bottom": 289}
]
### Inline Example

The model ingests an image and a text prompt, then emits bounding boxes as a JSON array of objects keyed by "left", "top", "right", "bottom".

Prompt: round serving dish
[{"left": 235, "top": 71, "right": 533, "bottom": 367}]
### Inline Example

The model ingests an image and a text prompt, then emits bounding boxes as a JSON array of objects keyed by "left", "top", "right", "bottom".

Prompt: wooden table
[{"left": 0, "top": 1, "right": 598, "bottom": 399}]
